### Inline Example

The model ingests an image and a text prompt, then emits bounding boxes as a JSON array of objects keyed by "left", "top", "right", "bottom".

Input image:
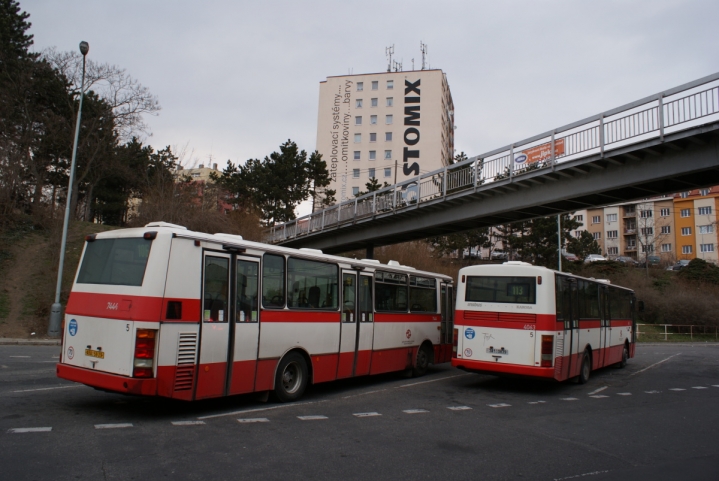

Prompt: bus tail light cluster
[
  {"left": 452, "top": 328, "right": 459, "bottom": 356},
  {"left": 541, "top": 335, "right": 554, "bottom": 367},
  {"left": 133, "top": 329, "right": 157, "bottom": 378}
]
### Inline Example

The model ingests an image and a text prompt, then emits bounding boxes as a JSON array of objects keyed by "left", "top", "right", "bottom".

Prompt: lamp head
[{"left": 79, "top": 41, "right": 89, "bottom": 56}]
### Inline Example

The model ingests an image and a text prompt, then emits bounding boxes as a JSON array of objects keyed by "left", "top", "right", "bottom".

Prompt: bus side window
[
  {"left": 203, "top": 256, "right": 229, "bottom": 323},
  {"left": 262, "top": 254, "right": 285, "bottom": 308}
]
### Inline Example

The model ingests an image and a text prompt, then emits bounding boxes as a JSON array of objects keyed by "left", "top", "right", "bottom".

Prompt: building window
[
  {"left": 371, "top": 80, "right": 378, "bottom": 90},
  {"left": 356, "top": 99, "right": 363, "bottom": 108},
  {"left": 607, "top": 230, "right": 618, "bottom": 239},
  {"left": 682, "top": 245, "right": 693, "bottom": 254},
  {"left": 661, "top": 225, "right": 671, "bottom": 234},
  {"left": 384, "top": 150, "right": 392, "bottom": 159},
  {"left": 386, "top": 97, "right": 393, "bottom": 107},
  {"left": 680, "top": 192, "right": 690, "bottom": 198},
  {"left": 369, "top": 150, "right": 376, "bottom": 161},
  {"left": 574, "top": 215, "right": 583, "bottom": 222},
  {"left": 592, "top": 216, "right": 600, "bottom": 224},
  {"left": 386, "top": 114, "right": 393, "bottom": 125},
  {"left": 384, "top": 168, "right": 391, "bottom": 178},
  {"left": 369, "top": 133, "right": 377, "bottom": 142},
  {"left": 681, "top": 227, "right": 692, "bottom": 236},
  {"left": 371, "top": 98, "right": 378, "bottom": 107},
  {"left": 607, "top": 214, "right": 617, "bottom": 223},
  {"left": 354, "top": 133, "right": 361, "bottom": 143},
  {"left": 353, "top": 169, "right": 360, "bottom": 179},
  {"left": 368, "top": 168, "right": 375, "bottom": 179},
  {"left": 698, "top": 206, "right": 712, "bottom": 215},
  {"left": 627, "top": 239, "right": 636, "bottom": 248},
  {"left": 699, "top": 188, "right": 711, "bottom": 196},
  {"left": 385, "top": 132, "right": 393, "bottom": 141},
  {"left": 624, "top": 207, "right": 635, "bottom": 215},
  {"left": 699, "top": 225, "right": 714, "bottom": 234},
  {"left": 660, "top": 208, "right": 670, "bottom": 217},
  {"left": 680, "top": 208, "right": 691, "bottom": 217},
  {"left": 607, "top": 247, "right": 618, "bottom": 255},
  {"left": 574, "top": 231, "right": 582, "bottom": 238},
  {"left": 353, "top": 151, "right": 360, "bottom": 161},
  {"left": 642, "top": 245, "right": 654, "bottom": 253},
  {"left": 370, "top": 115, "right": 377, "bottom": 125},
  {"left": 640, "top": 210, "right": 653, "bottom": 218},
  {"left": 352, "top": 186, "right": 359, "bottom": 196},
  {"left": 387, "top": 80, "right": 394, "bottom": 89},
  {"left": 700, "top": 244, "right": 714, "bottom": 253},
  {"left": 592, "top": 232, "right": 601, "bottom": 240},
  {"left": 355, "top": 116, "right": 362, "bottom": 126},
  {"left": 661, "top": 243, "right": 672, "bottom": 252},
  {"left": 357, "top": 82, "right": 363, "bottom": 92},
  {"left": 641, "top": 227, "right": 654, "bottom": 236}
]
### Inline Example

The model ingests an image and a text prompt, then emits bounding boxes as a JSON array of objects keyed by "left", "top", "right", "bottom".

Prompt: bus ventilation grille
[
  {"left": 463, "top": 311, "right": 499, "bottom": 321},
  {"left": 554, "top": 338, "right": 564, "bottom": 377},
  {"left": 174, "top": 332, "right": 198, "bottom": 391}
]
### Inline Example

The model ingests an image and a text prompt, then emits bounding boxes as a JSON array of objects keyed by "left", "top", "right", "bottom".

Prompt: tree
[
  {"left": 497, "top": 214, "right": 581, "bottom": 268},
  {"left": 568, "top": 230, "right": 601, "bottom": 260},
  {"left": 306, "top": 150, "right": 334, "bottom": 210},
  {"left": 355, "top": 177, "right": 390, "bottom": 197},
  {"left": 427, "top": 228, "right": 491, "bottom": 260}
]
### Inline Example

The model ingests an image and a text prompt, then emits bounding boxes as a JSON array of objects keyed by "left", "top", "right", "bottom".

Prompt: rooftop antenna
[
  {"left": 392, "top": 59, "right": 402, "bottom": 72},
  {"left": 420, "top": 41, "right": 428, "bottom": 70},
  {"left": 411, "top": 58, "right": 415, "bottom": 70},
  {"left": 385, "top": 44, "right": 394, "bottom": 72}
]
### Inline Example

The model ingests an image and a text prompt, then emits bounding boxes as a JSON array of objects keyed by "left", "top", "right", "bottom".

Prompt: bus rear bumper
[
  {"left": 57, "top": 363, "right": 157, "bottom": 396},
  {"left": 452, "top": 358, "right": 557, "bottom": 379}
]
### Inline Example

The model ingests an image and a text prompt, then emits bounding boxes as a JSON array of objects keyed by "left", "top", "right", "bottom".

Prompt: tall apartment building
[
  {"left": 315, "top": 69, "right": 454, "bottom": 205},
  {"left": 673, "top": 186, "right": 719, "bottom": 262}
]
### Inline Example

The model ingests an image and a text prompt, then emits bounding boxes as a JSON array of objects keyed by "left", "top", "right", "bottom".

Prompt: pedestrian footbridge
[{"left": 268, "top": 73, "right": 719, "bottom": 254}]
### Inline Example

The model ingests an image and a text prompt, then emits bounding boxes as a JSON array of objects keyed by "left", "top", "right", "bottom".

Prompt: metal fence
[
  {"left": 267, "top": 73, "right": 719, "bottom": 243},
  {"left": 636, "top": 323, "right": 719, "bottom": 341}
]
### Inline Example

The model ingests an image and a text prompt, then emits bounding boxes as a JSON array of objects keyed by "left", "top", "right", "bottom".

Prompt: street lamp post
[{"left": 48, "top": 41, "right": 89, "bottom": 337}]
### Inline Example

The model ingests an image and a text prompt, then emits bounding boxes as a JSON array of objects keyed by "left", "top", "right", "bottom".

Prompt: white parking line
[
  {"left": 94, "top": 423, "right": 133, "bottom": 429},
  {"left": 353, "top": 412, "right": 382, "bottom": 417},
  {"left": 589, "top": 395, "right": 609, "bottom": 399},
  {"left": 713, "top": 385, "right": 719, "bottom": 388},
  {"left": 11, "top": 385, "right": 82, "bottom": 393},
  {"left": 297, "top": 415, "right": 327, "bottom": 421},
  {"left": 403, "top": 409, "right": 429, "bottom": 414},
  {"left": 587, "top": 386, "right": 607, "bottom": 395},
  {"left": 669, "top": 388, "right": 686, "bottom": 391},
  {"left": 398, "top": 373, "right": 470, "bottom": 388},
  {"left": 488, "top": 403, "right": 511, "bottom": 408},
  {"left": 447, "top": 406, "right": 472, "bottom": 411},
  {"left": 341, "top": 389, "right": 387, "bottom": 400},
  {"left": 528, "top": 401, "right": 546, "bottom": 405},
  {"left": 561, "top": 397, "right": 579, "bottom": 401},
  {"left": 554, "top": 470, "right": 610, "bottom": 481},
  {"left": 171, "top": 420, "right": 206, "bottom": 426},
  {"left": 692, "top": 386, "right": 708, "bottom": 390},
  {"left": 198, "top": 399, "right": 326, "bottom": 420},
  {"left": 237, "top": 418, "right": 270, "bottom": 423},
  {"left": 644, "top": 390, "right": 661, "bottom": 394},
  {"left": 616, "top": 393, "right": 632, "bottom": 396},
  {"left": 630, "top": 353, "right": 681, "bottom": 376},
  {"left": 7, "top": 427, "right": 52, "bottom": 433}
]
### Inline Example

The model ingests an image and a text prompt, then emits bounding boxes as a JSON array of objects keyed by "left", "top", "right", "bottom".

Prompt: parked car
[
  {"left": 669, "top": 259, "right": 691, "bottom": 270},
  {"left": 615, "top": 256, "right": 639, "bottom": 266},
  {"left": 639, "top": 255, "right": 661, "bottom": 268},
  {"left": 562, "top": 252, "right": 579, "bottom": 262},
  {"left": 584, "top": 254, "right": 607, "bottom": 263},
  {"left": 491, "top": 250, "right": 509, "bottom": 261}
]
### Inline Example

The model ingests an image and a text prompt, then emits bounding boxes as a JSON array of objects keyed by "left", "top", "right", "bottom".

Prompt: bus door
[
  {"left": 337, "top": 271, "right": 358, "bottom": 379},
  {"left": 354, "top": 273, "right": 374, "bottom": 376},
  {"left": 599, "top": 286, "right": 610, "bottom": 368},
  {"left": 196, "top": 251, "right": 232, "bottom": 399},
  {"left": 227, "top": 256, "right": 260, "bottom": 395},
  {"left": 564, "top": 278, "right": 580, "bottom": 379},
  {"left": 438, "top": 283, "right": 454, "bottom": 363}
]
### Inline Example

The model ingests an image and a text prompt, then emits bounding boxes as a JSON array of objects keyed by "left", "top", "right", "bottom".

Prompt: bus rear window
[
  {"left": 77, "top": 238, "right": 152, "bottom": 286},
  {"left": 465, "top": 276, "right": 536, "bottom": 304}
]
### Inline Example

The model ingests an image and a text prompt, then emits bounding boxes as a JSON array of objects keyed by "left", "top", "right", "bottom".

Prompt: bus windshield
[
  {"left": 465, "top": 276, "right": 536, "bottom": 304},
  {"left": 77, "top": 238, "right": 152, "bottom": 286}
]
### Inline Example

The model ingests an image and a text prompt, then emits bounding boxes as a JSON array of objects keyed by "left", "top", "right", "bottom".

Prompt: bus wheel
[
  {"left": 578, "top": 351, "right": 591, "bottom": 384},
  {"left": 618, "top": 344, "right": 628, "bottom": 368},
  {"left": 412, "top": 344, "right": 431, "bottom": 377},
  {"left": 274, "top": 352, "right": 308, "bottom": 402}
]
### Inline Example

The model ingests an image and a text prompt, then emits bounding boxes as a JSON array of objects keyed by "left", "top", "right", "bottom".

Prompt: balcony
[
  {"left": 624, "top": 228, "right": 636, "bottom": 235},
  {"left": 625, "top": 245, "right": 637, "bottom": 252}
]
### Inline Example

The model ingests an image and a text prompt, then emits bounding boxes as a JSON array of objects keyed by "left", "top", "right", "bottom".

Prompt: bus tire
[
  {"left": 618, "top": 343, "right": 629, "bottom": 368},
  {"left": 578, "top": 350, "right": 591, "bottom": 384},
  {"left": 412, "top": 344, "right": 431, "bottom": 377},
  {"left": 274, "top": 352, "right": 308, "bottom": 402}
]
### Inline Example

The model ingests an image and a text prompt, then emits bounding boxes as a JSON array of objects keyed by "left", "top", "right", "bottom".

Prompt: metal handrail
[{"left": 267, "top": 72, "right": 719, "bottom": 243}]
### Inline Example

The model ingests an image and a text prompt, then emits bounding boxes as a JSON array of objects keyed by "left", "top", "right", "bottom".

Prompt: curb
[{"left": 0, "top": 338, "right": 61, "bottom": 346}]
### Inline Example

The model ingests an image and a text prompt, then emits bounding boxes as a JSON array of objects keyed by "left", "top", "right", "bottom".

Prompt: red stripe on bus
[
  {"left": 229, "top": 360, "right": 257, "bottom": 395},
  {"left": 261, "top": 311, "right": 339, "bottom": 323},
  {"left": 370, "top": 347, "right": 415, "bottom": 375},
  {"left": 195, "top": 362, "right": 228, "bottom": 399},
  {"left": 57, "top": 363, "right": 157, "bottom": 395},
  {"left": 66, "top": 292, "right": 201, "bottom": 322},
  {"left": 374, "top": 313, "right": 439, "bottom": 323}
]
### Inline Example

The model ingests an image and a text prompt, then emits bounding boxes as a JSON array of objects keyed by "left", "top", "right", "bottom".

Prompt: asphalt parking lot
[{"left": 1, "top": 343, "right": 718, "bottom": 480}]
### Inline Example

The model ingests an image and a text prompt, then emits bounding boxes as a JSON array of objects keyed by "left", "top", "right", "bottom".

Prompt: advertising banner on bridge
[{"left": 515, "top": 138, "right": 565, "bottom": 165}]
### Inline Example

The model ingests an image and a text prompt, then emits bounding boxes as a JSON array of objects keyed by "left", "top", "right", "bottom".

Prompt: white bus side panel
[{"left": 258, "top": 322, "right": 340, "bottom": 358}]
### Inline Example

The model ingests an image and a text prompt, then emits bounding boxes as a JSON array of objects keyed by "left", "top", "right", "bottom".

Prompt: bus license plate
[{"left": 85, "top": 349, "right": 104, "bottom": 359}]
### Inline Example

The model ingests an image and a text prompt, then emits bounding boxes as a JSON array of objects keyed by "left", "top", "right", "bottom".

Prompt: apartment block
[{"left": 673, "top": 187, "right": 719, "bottom": 262}]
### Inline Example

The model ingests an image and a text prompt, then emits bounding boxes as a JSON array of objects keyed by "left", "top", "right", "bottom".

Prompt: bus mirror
[{"left": 637, "top": 300, "right": 645, "bottom": 312}]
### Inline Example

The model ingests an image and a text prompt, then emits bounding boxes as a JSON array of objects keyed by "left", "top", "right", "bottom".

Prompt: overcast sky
[{"left": 22, "top": 0, "right": 719, "bottom": 212}]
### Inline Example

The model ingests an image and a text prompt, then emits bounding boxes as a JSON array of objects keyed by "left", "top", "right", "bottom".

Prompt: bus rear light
[
  {"left": 541, "top": 335, "right": 554, "bottom": 367},
  {"left": 452, "top": 328, "right": 459, "bottom": 355},
  {"left": 133, "top": 329, "right": 157, "bottom": 378}
]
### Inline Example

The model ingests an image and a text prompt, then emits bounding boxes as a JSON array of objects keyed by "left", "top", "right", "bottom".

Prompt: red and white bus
[
  {"left": 452, "top": 262, "right": 636, "bottom": 383},
  {"left": 57, "top": 222, "right": 455, "bottom": 401}
]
